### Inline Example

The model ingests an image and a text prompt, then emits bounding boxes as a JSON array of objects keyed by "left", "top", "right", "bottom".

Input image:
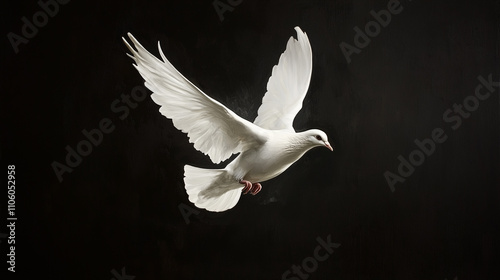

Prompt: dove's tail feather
[{"left": 184, "top": 165, "right": 242, "bottom": 212}]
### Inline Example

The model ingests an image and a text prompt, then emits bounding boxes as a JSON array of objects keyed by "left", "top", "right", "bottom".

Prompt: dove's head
[{"left": 304, "top": 129, "right": 333, "bottom": 151}]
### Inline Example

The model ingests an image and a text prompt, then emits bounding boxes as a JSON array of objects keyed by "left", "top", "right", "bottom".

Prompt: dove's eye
[{"left": 315, "top": 135, "right": 322, "bottom": 141}]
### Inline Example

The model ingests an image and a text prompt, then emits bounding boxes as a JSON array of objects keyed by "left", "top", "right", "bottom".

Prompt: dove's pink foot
[
  {"left": 240, "top": 180, "right": 262, "bottom": 195},
  {"left": 250, "top": 183, "right": 262, "bottom": 195},
  {"left": 240, "top": 180, "right": 252, "bottom": 194}
]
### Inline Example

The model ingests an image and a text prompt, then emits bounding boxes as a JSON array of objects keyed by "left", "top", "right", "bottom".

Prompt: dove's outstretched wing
[
  {"left": 253, "top": 27, "right": 313, "bottom": 132},
  {"left": 123, "top": 34, "right": 267, "bottom": 164}
]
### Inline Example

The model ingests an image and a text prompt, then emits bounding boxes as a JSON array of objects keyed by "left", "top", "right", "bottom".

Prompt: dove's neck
[{"left": 282, "top": 132, "right": 317, "bottom": 155}]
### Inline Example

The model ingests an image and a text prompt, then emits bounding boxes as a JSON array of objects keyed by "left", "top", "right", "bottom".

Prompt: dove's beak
[{"left": 324, "top": 141, "right": 333, "bottom": 151}]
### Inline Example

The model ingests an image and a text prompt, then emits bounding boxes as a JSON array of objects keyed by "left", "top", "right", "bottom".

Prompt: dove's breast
[{"left": 227, "top": 132, "right": 310, "bottom": 183}]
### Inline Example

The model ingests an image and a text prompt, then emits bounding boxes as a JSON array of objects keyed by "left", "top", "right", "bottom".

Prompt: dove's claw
[
  {"left": 240, "top": 180, "right": 252, "bottom": 194},
  {"left": 250, "top": 183, "right": 262, "bottom": 195},
  {"left": 240, "top": 180, "right": 262, "bottom": 195}
]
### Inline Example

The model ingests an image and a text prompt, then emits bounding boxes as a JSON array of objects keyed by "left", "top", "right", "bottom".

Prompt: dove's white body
[
  {"left": 227, "top": 131, "right": 312, "bottom": 182},
  {"left": 124, "top": 27, "right": 332, "bottom": 212}
]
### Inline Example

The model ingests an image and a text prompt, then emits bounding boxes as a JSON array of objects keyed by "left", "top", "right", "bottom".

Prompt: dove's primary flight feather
[
  {"left": 123, "top": 35, "right": 267, "bottom": 164},
  {"left": 123, "top": 27, "right": 332, "bottom": 212},
  {"left": 254, "top": 27, "right": 313, "bottom": 131}
]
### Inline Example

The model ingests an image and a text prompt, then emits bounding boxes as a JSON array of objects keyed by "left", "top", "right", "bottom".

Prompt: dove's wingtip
[
  {"left": 122, "top": 34, "right": 137, "bottom": 56},
  {"left": 126, "top": 32, "right": 137, "bottom": 42},
  {"left": 293, "top": 26, "right": 307, "bottom": 38},
  {"left": 122, "top": 32, "right": 134, "bottom": 44}
]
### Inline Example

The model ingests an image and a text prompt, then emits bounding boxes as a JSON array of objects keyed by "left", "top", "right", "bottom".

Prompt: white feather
[
  {"left": 184, "top": 165, "right": 241, "bottom": 212},
  {"left": 123, "top": 27, "right": 331, "bottom": 212},
  {"left": 122, "top": 33, "right": 267, "bottom": 164},
  {"left": 254, "top": 26, "right": 313, "bottom": 131}
]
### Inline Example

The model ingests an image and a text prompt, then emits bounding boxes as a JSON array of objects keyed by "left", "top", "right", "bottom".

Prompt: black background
[{"left": 1, "top": 0, "right": 499, "bottom": 279}]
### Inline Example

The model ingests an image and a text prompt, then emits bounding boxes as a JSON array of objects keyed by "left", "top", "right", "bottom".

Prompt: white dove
[{"left": 123, "top": 27, "right": 333, "bottom": 212}]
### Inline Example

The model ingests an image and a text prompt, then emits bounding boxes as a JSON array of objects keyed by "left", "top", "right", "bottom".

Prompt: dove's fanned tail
[{"left": 184, "top": 165, "right": 242, "bottom": 212}]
